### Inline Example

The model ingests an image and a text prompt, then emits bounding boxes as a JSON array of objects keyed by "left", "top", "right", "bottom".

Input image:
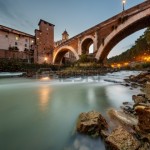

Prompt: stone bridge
[{"left": 53, "top": 0, "right": 150, "bottom": 64}]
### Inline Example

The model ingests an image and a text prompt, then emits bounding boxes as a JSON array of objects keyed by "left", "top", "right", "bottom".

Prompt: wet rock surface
[
  {"left": 77, "top": 111, "right": 108, "bottom": 137},
  {"left": 75, "top": 72, "right": 150, "bottom": 150},
  {"left": 145, "top": 82, "right": 150, "bottom": 100},
  {"left": 124, "top": 71, "right": 150, "bottom": 88},
  {"left": 135, "top": 105, "right": 150, "bottom": 132},
  {"left": 106, "top": 126, "right": 140, "bottom": 150}
]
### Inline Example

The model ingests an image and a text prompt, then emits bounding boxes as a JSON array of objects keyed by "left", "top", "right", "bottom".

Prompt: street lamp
[
  {"left": 122, "top": 0, "right": 126, "bottom": 11},
  {"left": 44, "top": 57, "right": 48, "bottom": 63}
]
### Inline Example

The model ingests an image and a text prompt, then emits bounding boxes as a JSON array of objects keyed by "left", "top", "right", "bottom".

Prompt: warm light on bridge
[
  {"left": 44, "top": 57, "right": 48, "bottom": 61},
  {"left": 143, "top": 56, "right": 150, "bottom": 62},
  {"left": 111, "top": 62, "right": 129, "bottom": 68}
]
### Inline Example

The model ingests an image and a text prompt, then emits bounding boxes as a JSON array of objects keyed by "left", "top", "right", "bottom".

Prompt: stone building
[
  {"left": 55, "top": 30, "right": 76, "bottom": 64},
  {"left": 0, "top": 19, "right": 76, "bottom": 64},
  {"left": 0, "top": 25, "right": 35, "bottom": 63},
  {"left": 34, "top": 20, "right": 55, "bottom": 64}
]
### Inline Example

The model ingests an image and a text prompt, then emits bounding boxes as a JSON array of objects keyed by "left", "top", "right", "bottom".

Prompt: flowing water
[{"left": 0, "top": 71, "right": 141, "bottom": 150}]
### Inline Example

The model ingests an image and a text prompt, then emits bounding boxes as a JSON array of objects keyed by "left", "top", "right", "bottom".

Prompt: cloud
[
  {"left": 0, "top": 0, "right": 17, "bottom": 20},
  {"left": 0, "top": 0, "right": 34, "bottom": 32}
]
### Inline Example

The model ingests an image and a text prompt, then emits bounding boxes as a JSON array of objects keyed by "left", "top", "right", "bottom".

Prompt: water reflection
[{"left": 38, "top": 85, "right": 52, "bottom": 111}]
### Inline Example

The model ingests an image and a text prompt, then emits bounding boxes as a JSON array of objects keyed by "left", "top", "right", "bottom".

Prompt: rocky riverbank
[{"left": 75, "top": 71, "right": 150, "bottom": 150}]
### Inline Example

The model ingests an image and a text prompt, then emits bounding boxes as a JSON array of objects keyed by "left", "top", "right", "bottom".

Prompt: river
[{"left": 0, "top": 71, "right": 141, "bottom": 150}]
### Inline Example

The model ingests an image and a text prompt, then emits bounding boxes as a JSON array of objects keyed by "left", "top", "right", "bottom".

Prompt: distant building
[
  {"left": 0, "top": 25, "right": 35, "bottom": 63},
  {"left": 55, "top": 30, "right": 76, "bottom": 64},
  {"left": 35, "top": 20, "right": 55, "bottom": 64},
  {"left": 0, "top": 19, "right": 76, "bottom": 64}
]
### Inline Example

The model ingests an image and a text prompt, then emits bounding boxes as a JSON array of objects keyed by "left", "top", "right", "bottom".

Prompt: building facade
[
  {"left": 0, "top": 19, "right": 76, "bottom": 64},
  {"left": 34, "top": 20, "right": 55, "bottom": 64},
  {"left": 0, "top": 25, "right": 35, "bottom": 63}
]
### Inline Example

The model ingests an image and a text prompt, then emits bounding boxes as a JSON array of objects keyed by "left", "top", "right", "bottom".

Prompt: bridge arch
[
  {"left": 95, "top": 8, "right": 150, "bottom": 62},
  {"left": 80, "top": 35, "right": 96, "bottom": 54},
  {"left": 53, "top": 46, "right": 79, "bottom": 64}
]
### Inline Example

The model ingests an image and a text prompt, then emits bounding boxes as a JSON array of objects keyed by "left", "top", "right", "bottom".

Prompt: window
[
  {"left": 15, "top": 42, "right": 18, "bottom": 46},
  {"left": 25, "top": 44, "right": 27, "bottom": 47},
  {"left": 16, "top": 37, "right": 19, "bottom": 40},
  {"left": 5, "top": 35, "right": 8, "bottom": 38},
  {"left": 25, "top": 39, "right": 28, "bottom": 42}
]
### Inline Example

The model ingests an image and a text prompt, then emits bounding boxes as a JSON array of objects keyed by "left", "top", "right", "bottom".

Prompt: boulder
[
  {"left": 107, "top": 109, "right": 138, "bottom": 127},
  {"left": 106, "top": 126, "right": 140, "bottom": 150},
  {"left": 138, "top": 78, "right": 148, "bottom": 84},
  {"left": 145, "top": 82, "right": 150, "bottom": 100},
  {"left": 138, "top": 142, "right": 150, "bottom": 150},
  {"left": 135, "top": 105, "right": 150, "bottom": 132},
  {"left": 132, "top": 95, "right": 146, "bottom": 104},
  {"left": 76, "top": 111, "right": 108, "bottom": 137}
]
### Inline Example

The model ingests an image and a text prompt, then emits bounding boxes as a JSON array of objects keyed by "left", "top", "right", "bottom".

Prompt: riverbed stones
[
  {"left": 145, "top": 82, "right": 150, "bottom": 100},
  {"left": 135, "top": 105, "right": 150, "bottom": 132},
  {"left": 76, "top": 111, "right": 108, "bottom": 137},
  {"left": 107, "top": 109, "right": 138, "bottom": 127},
  {"left": 106, "top": 126, "right": 140, "bottom": 150},
  {"left": 132, "top": 95, "right": 146, "bottom": 104}
]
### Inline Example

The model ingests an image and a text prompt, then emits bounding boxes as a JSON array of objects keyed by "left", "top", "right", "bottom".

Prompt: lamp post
[{"left": 122, "top": 0, "right": 126, "bottom": 11}]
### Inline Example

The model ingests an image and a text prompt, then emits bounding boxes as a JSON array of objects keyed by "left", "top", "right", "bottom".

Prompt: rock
[
  {"left": 129, "top": 75, "right": 136, "bottom": 80},
  {"left": 106, "top": 126, "right": 140, "bottom": 150},
  {"left": 107, "top": 109, "right": 138, "bottom": 127},
  {"left": 132, "top": 95, "right": 146, "bottom": 104},
  {"left": 101, "top": 130, "right": 109, "bottom": 139},
  {"left": 76, "top": 111, "right": 108, "bottom": 137},
  {"left": 145, "top": 82, "right": 150, "bottom": 100},
  {"left": 145, "top": 75, "right": 150, "bottom": 81},
  {"left": 138, "top": 142, "right": 150, "bottom": 150},
  {"left": 135, "top": 105, "right": 150, "bottom": 132},
  {"left": 131, "top": 83, "right": 138, "bottom": 88},
  {"left": 138, "top": 78, "right": 148, "bottom": 84}
]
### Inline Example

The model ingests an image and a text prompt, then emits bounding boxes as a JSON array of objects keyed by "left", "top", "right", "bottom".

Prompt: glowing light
[
  {"left": 40, "top": 77, "right": 50, "bottom": 81},
  {"left": 124, "top": 62, "right": 129, "bottom": 66},
  {"left": 31, "top": 40, "right": 34, "bottom": 43},
  {"left": 111, "top": 64, "right": 115, "bottom": 68},
  {"left": 38, "top": 85, "right": 52, "bottom": 111},
  {"left": 117, "top": 64, "right": 121, "bottom": 68},
  {"left": 122, "top": 0, "right": 126, "bottom": 4},
  {"left": 44, "top": 57, "right": 48, "bottom": 61},
  {"left": 16, "top": 37, "right": 19, "bottom": 40}
]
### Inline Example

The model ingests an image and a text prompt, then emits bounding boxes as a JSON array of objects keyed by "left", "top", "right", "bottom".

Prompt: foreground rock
[
  {"left": 132, "top": 95, "right": 146, "bottom": 104},
  {"left": 106, "top": 126, "right": 140, "bottom": 150},
  {"left": 124, "top": 71, "right": 150, "bottom": 88},
  {"left": 107, "top": 108, "right": 138, "bottom": 128},
  {"left": 76, "top": 111, "right": 108, "bottom": 137},
  {"left": 145, "top": 82, "right": 150, "bottom": 100},
  {"left": 135, "top": 105, "right": 150, "bottom": 132}
]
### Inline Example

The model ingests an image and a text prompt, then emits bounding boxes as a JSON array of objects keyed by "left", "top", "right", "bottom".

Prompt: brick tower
[{"left": 34, "top": 19, "right": 55, "bottom": 64}]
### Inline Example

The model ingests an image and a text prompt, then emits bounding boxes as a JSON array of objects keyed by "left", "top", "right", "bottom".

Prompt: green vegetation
[
  {"left": 108, "top": 27, "right": 150, "bottom": 64},
  {"left": 0, "top": 59, "right": 59, "bottom": 72}
]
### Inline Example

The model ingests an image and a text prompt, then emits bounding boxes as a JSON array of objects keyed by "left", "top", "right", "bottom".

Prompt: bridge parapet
[{"left": 53, "top": 0, "right": 150, "bottom": 64}]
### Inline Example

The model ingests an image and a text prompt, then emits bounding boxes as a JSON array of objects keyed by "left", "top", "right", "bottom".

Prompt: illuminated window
[{"left": 16, "top": 37, "right": 19, "bottom": 40}]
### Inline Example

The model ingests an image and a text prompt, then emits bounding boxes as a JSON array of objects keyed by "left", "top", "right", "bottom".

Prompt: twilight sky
[{"left": 0, "top": 0, "right": 146, "bottom": 57}]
